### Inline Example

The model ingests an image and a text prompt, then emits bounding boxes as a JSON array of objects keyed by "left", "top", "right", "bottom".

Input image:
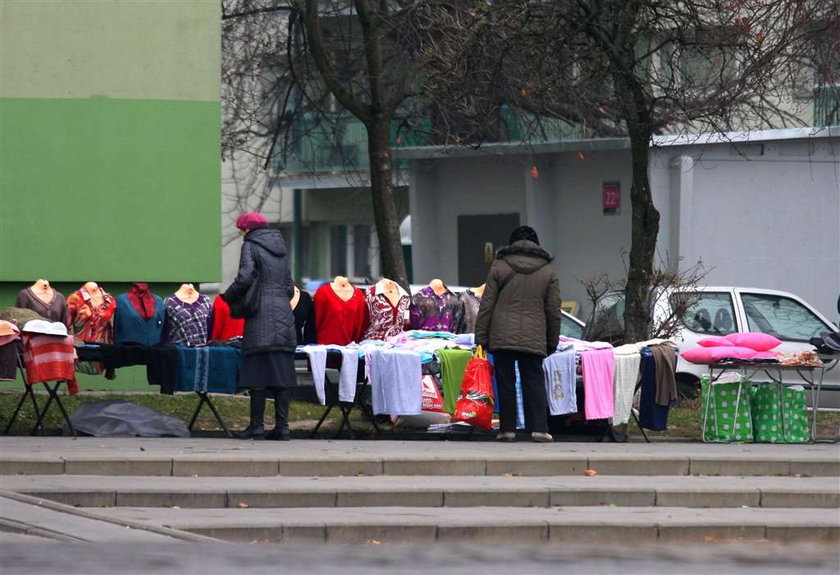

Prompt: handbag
[{"left": 228, "top": 254, "right": 261, "bottom": 319}]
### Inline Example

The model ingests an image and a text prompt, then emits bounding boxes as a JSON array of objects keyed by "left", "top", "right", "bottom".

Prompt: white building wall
[
  {"left": 652, "top": 135, "right": 840, "bottom": 318},
  {"left": 408, "top": 130, "right": 840, "bottom": 322}
]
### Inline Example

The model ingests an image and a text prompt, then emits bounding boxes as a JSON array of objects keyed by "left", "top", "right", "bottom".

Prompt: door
[{"left": 457, "top": 213, "right": 520, "bottom": 286}]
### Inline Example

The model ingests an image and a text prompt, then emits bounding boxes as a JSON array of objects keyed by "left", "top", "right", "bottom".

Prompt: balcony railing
[{"left": 278, "top": 110, "right": 583, "bottom": 175}]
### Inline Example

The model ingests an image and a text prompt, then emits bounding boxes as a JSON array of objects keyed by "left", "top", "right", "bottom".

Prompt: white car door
[{"left": 734, "top": 289, "right": 840, "bottom": 398}]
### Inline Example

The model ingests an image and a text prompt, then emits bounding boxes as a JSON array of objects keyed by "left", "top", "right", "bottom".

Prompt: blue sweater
[{"left": 114, "top": 293, "right": 165, "bottom": 346}]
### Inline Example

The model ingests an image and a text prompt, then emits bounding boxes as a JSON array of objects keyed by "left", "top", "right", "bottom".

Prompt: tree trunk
[
  {"left": 367, "top": 115, "right": 408, "bottom": 288},
  {"left": 623, "top": 129, "right": 660, "bottom": 343}
]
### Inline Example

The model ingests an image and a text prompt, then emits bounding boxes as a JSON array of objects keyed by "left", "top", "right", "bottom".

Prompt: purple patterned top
[
  {"left": 163, "top": 294, "right": 211, "bottom": 347},
  {"left": 409, "top": 286, "right": 464, "bottom": 333}
]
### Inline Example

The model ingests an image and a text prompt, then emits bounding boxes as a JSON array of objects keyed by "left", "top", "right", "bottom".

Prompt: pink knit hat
[{"left": 235, "top": 212, "right": 269, "bottom": 231}]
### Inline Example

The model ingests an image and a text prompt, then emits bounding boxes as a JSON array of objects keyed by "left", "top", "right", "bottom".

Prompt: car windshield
[{"left": 561, "top": 312, "right": 584, "bottom": 339}]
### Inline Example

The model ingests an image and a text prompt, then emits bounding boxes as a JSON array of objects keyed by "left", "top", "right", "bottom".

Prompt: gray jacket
[
  {"left": 474, "top": 240, "right": 562, "bottom": 357},
  {"left": 224, "top": 228, "right": 296, "bottom": 355}
]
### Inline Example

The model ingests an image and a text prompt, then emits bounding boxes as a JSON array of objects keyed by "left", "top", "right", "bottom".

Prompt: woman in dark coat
[{"left": 223, "top": 212, "right": 297, "bottom": 440}]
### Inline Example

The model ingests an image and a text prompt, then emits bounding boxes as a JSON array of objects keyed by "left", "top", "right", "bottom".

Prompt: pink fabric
[
  {"left": 681, "top": 345, "right": 757, "bottom": 364},
  {"left": 580, "top": 348, "right": 615, "bottom": 420},
  {"left": 235, "top": 212, "right": 269, "bottom": 230},
  {"left": 724, "top": 332, "right": 782, "bottom": 351},
  {"left": 697, "top": 336, "right": 733, "bottom": 348}
]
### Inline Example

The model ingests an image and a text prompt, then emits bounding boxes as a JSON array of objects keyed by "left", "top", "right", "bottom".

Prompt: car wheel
[{"left": 676, "top": 376, "right": 700, "bottom": 401}]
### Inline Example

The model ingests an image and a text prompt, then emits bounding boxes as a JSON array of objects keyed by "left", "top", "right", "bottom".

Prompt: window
[
  {"left": 674, "top": 292, "right": 737, "bottom": 336},
  {"left": 741, "top": 293, "right": 829, "bottom": 342}
]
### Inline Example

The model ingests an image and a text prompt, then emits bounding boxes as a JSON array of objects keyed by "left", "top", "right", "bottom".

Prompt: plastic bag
[
  {"left": 453, "top": 346, "right": 495, "bottom": 430},
  {"left": 421, "top": 374, "right": 445, "bottom": 412}
]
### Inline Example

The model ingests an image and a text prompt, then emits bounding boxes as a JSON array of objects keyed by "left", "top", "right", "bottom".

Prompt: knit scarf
[{"left": 127, "top": 283, "right": 157, "bottom": 320}]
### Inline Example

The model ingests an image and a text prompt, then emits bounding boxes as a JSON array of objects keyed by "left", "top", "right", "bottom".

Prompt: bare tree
[
  {"left": 223, "top": 0, "right": 431, "bottom": 288},
  {"left": 420, "top": 0, "right": 839, "bottom": 340}
]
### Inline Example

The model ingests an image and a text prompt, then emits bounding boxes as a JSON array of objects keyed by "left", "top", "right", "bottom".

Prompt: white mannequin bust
[
  {"left": 290, "top": 285, "right": 301, "bottom": 310},
  {"left": 30, "top": 279, "right": 54, "bottom": 303},
  {"left": 378, "top": 278, "right": 402, "bottom": 306},
  {"left": 330, "top": 276, "right": 355, "bottom": 302},
  {"left": 428, "top": 278, "right": 447, "bottom": 296},
  {"left": 83, "top": 281, "right": 104, "bottom": 307},
  {"left": 174, "top": 283, "right": 200, "bottom": 304}
]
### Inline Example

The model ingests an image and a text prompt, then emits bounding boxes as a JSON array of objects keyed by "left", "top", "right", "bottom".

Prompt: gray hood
[{"left": 245, "top": 228, "right": 287, "bottom": 258}]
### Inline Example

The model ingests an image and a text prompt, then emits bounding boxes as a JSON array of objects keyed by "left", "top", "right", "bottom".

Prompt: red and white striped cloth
[{"left": 21, "top": 333, "right": 78, "bottom": 394}]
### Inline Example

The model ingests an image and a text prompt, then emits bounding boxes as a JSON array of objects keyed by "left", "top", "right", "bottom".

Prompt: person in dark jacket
[
  {"left": 223, "top": 212, "right": 297, "bottom": 440},
  {"left": 475, "top": 225, "right": 562, "bottom": 443}
]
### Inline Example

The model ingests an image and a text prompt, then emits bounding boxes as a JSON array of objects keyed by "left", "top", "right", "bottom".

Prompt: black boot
[
  {"left": 266, "top": 388, "right": 290, "bottom": 441},
  {"left": 236, "top": 389, "right": 266, "bottom": 440}
]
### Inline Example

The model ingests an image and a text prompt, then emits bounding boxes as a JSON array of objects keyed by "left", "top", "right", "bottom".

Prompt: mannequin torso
[
  {"left": 84, "top": 282, "right": 104, "bottom": 307},
  {"left": 330, "top": 276, "right": 355, "bottom": 302},
  {"left": 174, "top": 283, "right": 200, "bottom": 304},
  {"left": 379, "top": 278, "right": 402, "bottom": 307},
  {"left": 429, "top": 279, "right": 447, "bottom": 296},
  {"left": 29, "top": 279, "right": 54, "bottom": 305}
]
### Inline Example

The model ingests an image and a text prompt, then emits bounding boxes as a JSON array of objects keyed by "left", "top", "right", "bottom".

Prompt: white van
[{"left": 589, "top": 287, "right": 840, "bottom": 404}]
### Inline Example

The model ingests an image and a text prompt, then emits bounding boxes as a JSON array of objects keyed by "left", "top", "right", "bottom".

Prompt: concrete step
[
  {"left": 0, "top": 491, "right": 214, "bottom": 543},
  {"left": 79, "top": 505, "right": 840, "bottom": 544},
  {"left": 3, "top": 474, "right": 838, "bottom": 510},
  {"left": 1, "top": 438, "right": 837, "bottom": 477}
]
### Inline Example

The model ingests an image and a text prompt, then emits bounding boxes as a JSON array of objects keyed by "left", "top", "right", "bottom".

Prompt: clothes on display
[
  {"left": 436, "top": 348, "right": 473, "bottom": 414},
  {"left": 163, "top": 285, "right": 212, "bottom": 347},
  {"left": 0, "top": 320, "right": 21, "bottom": 381},
  {"left": 291, "top": 286, "right": 317, "bottom": 345},
  {"left": 16, "top": 280, "right": 67, "bottom": 323},
  {"left": 114, "top": 283, "right": 165, "bottom": 346},
  {"left": 66, "top": 283, "right": 116, "bottom": 345},
  {"left": 543, "top": 347, "right": 577, "bottom": 416},
  {"left": 363, "top": 279, "right": 410, "bottom": 341},
  {"left": 409, "top": 282, "right": 464, "bottom": 333},
  {"left": 313, "top": 277, "right": 367, "bottom": 345},
  {"left": 457, "top": 286, "right": 483, "bottom": 334},
  {"left": 210, "top": 295, "right": 245, "bottom": 341},
  {"left": 21, "top": 332, "right": 79, "bottom": 394},
  {"left": 368, "top": 347, "right": 423, "bottom": 416}
]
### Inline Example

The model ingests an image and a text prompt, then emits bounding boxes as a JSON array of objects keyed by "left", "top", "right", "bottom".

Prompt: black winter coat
[{"left": 223, "top": 228, "right": 296, "bottom": 356}]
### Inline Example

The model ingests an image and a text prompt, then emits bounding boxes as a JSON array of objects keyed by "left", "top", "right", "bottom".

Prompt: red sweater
[
  {"left": 314, "top": 284, "right": 368, "bottom": 345},
  {"left": 210, "top": 296, "right": 244, "bottom": 341}
]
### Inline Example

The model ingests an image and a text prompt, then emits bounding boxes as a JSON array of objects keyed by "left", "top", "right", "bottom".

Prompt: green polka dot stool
[
  {"left": 750, "top": 382, "right": 810, "bottom": 444},
  {"left": 700, "top": 375, "right": 754, "bottom": 443}
]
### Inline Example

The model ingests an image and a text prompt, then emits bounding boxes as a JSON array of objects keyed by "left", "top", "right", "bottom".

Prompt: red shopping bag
[{"left": 453, "top": 346, "right": 495, "bottom": 430}]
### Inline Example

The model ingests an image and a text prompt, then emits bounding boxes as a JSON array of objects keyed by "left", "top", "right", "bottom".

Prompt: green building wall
[{"left": 0, "top": 1, "right": 221, "bottom": 390}]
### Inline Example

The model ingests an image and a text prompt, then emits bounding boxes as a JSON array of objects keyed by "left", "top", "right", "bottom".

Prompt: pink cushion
[
  {"left": 697, "top": 336, "right": 733, "bottom": 348},
  {"left": 681, "top": 345, "right": 758, "bottom": 364},
  {"left": 724, "top": 332, "right": 782, "bottom": 351}
]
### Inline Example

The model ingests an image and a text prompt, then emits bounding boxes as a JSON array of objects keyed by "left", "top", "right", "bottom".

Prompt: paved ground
[
  {"left": 2, "top": 540, "right": 839, "bottom": 574},
  {"left": 1, "top": 438, "right": 838, "bottom": 574}
]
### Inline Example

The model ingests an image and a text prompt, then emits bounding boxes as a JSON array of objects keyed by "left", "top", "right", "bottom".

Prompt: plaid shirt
[{"left": 163, "top": 294, "right": 211, "bottom": 347}]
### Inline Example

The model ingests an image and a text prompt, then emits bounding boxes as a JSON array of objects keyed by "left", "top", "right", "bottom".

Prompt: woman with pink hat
[{"left": 223, "top": 212, "right": 297, "bottom": 440}]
